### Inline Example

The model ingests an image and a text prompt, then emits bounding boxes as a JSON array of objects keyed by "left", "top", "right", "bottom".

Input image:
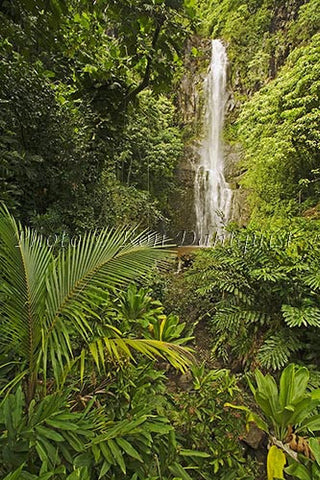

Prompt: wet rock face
[
  {"left": 166, "top": 148, "right": 198, "bottom": 239},
  {"left": 224, "top": 143, "right": 242, "bottom": 183},
  {"left": 171, "top": 36, "right": 249, "bottom": 237},
  {"left": 223, "top": 143, "right": 250, "bottom": 226},
  {"left": 171, "top": 37, "right": 209, "bottom": 237},
  {"left": 177, "top": 36, "right": 210, "bottom": 129}
]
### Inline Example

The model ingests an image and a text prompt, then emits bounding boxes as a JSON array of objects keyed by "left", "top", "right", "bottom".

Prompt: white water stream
[{"left": 194, "top": 40, "right": 233, "bottom": 244}]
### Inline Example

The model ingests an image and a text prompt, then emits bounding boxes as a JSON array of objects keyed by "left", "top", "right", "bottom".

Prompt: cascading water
[{"left": 194, "top": 39, "right": 233, "bottom": 244}]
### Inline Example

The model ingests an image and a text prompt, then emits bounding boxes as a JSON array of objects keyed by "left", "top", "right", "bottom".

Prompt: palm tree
[{"left": 0, "top": 206, "right": 192, "bottom": 405}]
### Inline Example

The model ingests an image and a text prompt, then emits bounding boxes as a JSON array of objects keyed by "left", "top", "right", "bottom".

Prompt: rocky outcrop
[
  {"left": 171, "top": 37, "right": 249, "bottom": 238},
  {"left": 170, "top": 37, "right": 209, "bottom": 237}
]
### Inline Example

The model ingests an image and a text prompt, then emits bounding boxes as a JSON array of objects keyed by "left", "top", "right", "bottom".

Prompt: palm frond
[
  {"left": 303, "top": 271, "right": 320, "bottom": 290},
  {"left": 42, "top": 228, "right": 173, "bottom": 381},
  {"left": 0, "top": 206, "right": 51, "bottom": 381},
  {"left": 83, "top": 336, "right": 193, "bottom": 378},
  {"left": 0, "top": 206, "right": 179, "bottom": 397},
  {"left": 45, "top": 228, "right": 171, "bottom": 334}
]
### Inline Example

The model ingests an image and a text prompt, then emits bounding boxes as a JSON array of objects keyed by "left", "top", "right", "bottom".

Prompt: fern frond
[
  {"left": 282, "top": 305, "right": 320, "bottom": 327},
  {"left": 213, "top": 307, "right": 270, "bottom": 332},
  {"left": 258, "top": 331, "right": 301, "bottom": 370},
  {"left": 250, "top": 268, "right": 288, "bottom": 282},
  {"left": 303, "top": 272, "right": 320, "bottom": 290}
]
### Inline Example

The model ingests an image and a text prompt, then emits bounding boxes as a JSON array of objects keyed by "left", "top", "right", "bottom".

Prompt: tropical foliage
[
  {"left": 0, "top": 365, "right": 205, "bottom": 479},
  {"left": 180, "top": 224, "right": 320, "bottom": 371},
  {"left": 0, "top": 205, "right": 198, "bottom": 479},
  {"left": 239, "top": 34, "right": 320, "bottom": 219},
  {"left": 0, "top": 205, "right": 193, "bottom": 395},
  {"left": 197, "top": 0, "right": 320, "bottom": 221},
  {"left": 227, "top": 364, "right": 320, "bottom": 480},
  {"left": 1, "top": 0, "right": 320, "bottom": 479},
  {"left": 0, "top": 0, "right": 191, "bottom": 233},
  {"left": 169, "top": 364, "right": 259, "bottom": 479}
]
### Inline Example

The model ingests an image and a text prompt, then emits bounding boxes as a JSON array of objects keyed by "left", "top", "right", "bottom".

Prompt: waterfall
[{"left": 194, "top": 39, "right": 233, "bottom": 244}]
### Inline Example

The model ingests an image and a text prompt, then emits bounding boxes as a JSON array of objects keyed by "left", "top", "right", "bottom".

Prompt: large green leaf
[
  {"left": 267, "top": 445, "right": 286, "bottom": 480},
  {"left": 169, "top": 462, "right": 194, "bottom": 480},
  {"left": 297, "top": 414, "right": 320, "bottom": 433},
  {"left": 255, "top": 369, "right": 281, "bottom": 421},
  {"left": 279, "top": 364, "right": 309, "bottom": 409},
  {"left": 309, "top": 437, "right": 320, "bottom": 466},
  {"left": 285, "top": 462, "right": 311, "bottom": 480},
  {"left": 116, "top": 437, "right": 143, "bottom": 462}
]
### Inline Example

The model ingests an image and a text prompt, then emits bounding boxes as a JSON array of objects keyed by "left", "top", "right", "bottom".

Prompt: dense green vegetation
[
  {"left": 0, "top": 0, "right": 192, "bottom": 233},
  {"left": 239, "top": 33, "right": 320, "bottom": 219},
  {"left": 180, "top": 223, "right": 320, "bottom": 370},
  {"left": 1, "top": 0, "right": 320, "bottom": 479},
  {"left": 0, "top": 207, "right": 258, "bottom": 479}
]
